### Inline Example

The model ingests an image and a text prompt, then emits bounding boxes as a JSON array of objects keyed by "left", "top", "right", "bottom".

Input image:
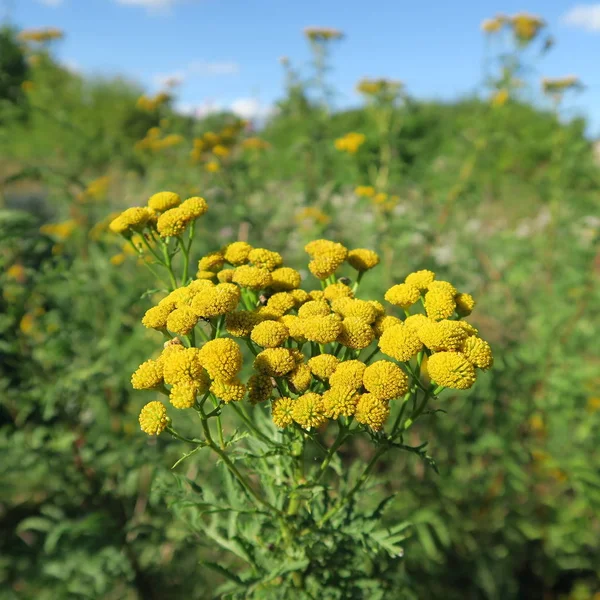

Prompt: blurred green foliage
[{"left": 0, "top": 24, "right": 599, "bottom": 600}]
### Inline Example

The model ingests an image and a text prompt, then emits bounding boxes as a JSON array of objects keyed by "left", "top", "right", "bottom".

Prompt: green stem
[
  {"left": 160, "top": 240, "right": 178, "bottom": 290},
  {"left": 315, "top": 423, "right": 347, "bottom": 482},
  {"left": 166, "top": 426, "right": 205, "bottom": 445},
  {"left": 363, "top": 345, "right": 380, "bottom": 364},
  {"left": 231, "top": 403, "right": 278, "bottom": 447},
  {"left": 210, "top": 395, "right": 225, "bottom": 449}
]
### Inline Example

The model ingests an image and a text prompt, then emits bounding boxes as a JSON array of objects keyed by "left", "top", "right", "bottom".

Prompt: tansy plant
[{"left": 109, "top": 191, "right": 493, "bottom": 597}]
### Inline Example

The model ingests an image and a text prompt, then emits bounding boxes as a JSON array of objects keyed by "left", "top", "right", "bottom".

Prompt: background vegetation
[{"left": 1, "top": 16, "right": 599, "bottom": 600}]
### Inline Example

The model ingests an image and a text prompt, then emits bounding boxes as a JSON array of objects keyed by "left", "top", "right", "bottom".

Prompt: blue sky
[{"left": 8, "top": 0, "right": 600, "bottom": 135}]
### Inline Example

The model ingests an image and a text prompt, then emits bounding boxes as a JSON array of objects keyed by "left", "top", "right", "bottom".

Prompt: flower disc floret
[
  {"left": 429, "top": 280, "right": 457, "bottom": 295},
  {"left": 301, "top": 315, "right": 343, "bottom": 344},
  {"left": 322, "top": 386, "right": 359, "bottom": 418},
  {"left": 254, "top": 348, "right": 296, "bottom": 377},
  {"left": 198, "top": 251, "right": 225, "bottom": 273},
  {"left": 142, "top": 304, "right": 172, "bottom": 330},
  {"left": 170, "top": 380, "right": 203, "bottom": 409},
  {"left": 324, "top": 282, "right": 354, "bottom": 301},
  {"left": 455, "top": 293, "right": 476, "bottom": 316},
  {"left": 418, "top": 319, "right": 468, "bottom": 352},
  {"left": 191, "top": 283, "right": 240, "bottom": 318},
  {"left": 385, "top": 283, "right": 421, "bottom": 309},
  {"left": 157, "top": 207, "right": 190, "bottom": 238},
  {"left": 298, "top": 300, "right": 331, "bottom": 318},
  {"left": 266, "top": 292, "right": 296, "bottom": 316},
  {"left": 427, "top": 352, "right": 476, "bottom": 389},
  {"left": 148, "top": 191, "right": 181, "bottom": 212},
  {"left": 139, "top": 401, "right": 169, "bottom": 435},
  {"left": 198, "top": 338, "right": 243, "bottom": 380},
  {"left": 248, "top": 248, "right": 283, "bottom": 271},
  {"left": 404, "top": 270, "right": 435, "bottom": 292},
  {"left": 270, "top": 267, "right": 302, "bottom": 291},
  {"left": 225, "top": 311, "right": 261, "bottom": 337},
  {"left": 363, "top": 360, "right": 409, "bottom": 400},
  {"left": 460, "top": 336, "right": 493, "bottom": 369},
  {"left": 272, "top": 397, "right": 295, "bottom": 428},
  {"left": 424, "top": 289, "right": 456, "bottom": 320},
  {"left": 355, "top": 394, "right": 389, "bottom": 431},
  {"left": 224, "top": 241, "right": 253, "bottom": 265},
  {"left": 166, "top": 306, "right": 199, "bottom": 335},
  {"left": 251, "top": 320, "right": 289, "bottom": 348},
  {"left": 347, "top": 248, "right": 380, "bottom": 272},
  {"left": 292, "top": 392, "right": 327, "bottom": 430},
  {"left": 211, "top": 378, "right": 246, "bottom": 403},
  {"left": 373, "top": 314, "right": 402, "bottom": 337},
  {"left": 308, "top": 354, "right": 339, "bottom": 380},
  {"left": 180, "top": 196, "right": 208, "bottom": 218},
  {"left": 132, "top": 359, "right": 163, "bottom": 390},
  {"left": 162, "top": 347, "right": 206, "bottom": 385},
  {"left": 247, "top": 374, "right": 273, "bottom": 404},
  {"left": 287, "top": 363, "right": 312, "bottom": 394},
  {"left": 232, "top": 265, "right": 272, "bottom": 290},
  {"left": 338, "top": 317, "right": 375, "bottom": 349},
  {"left": 329, "top": 360, "right": 366, "bottom": 391},
  {"left": 378, "top": 323, "right": 423, "bottom": 362}
]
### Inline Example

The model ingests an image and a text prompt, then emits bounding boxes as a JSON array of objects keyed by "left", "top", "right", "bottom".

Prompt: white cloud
[
  {"left": 175, "top": 98, "right": 273, "bottom": 121},
  {"left": 230, "top": 98, "right": 271, "bottom": 120},
  {"left": 37, "top": 0, "right": 64, "bottom": 6},
  {"left": 562, "top": 4, "right": 600, "bottom": 32},
  {"left": 115, "top": 0, "right": 178, "bottom": 12},
  {"left": 152, "top": 62, "right": 239, "bottom": 90}
]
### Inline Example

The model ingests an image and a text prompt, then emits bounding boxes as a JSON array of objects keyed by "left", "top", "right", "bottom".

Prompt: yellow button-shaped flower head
[
  {"left": 322, "top": 386, "right": 359, "bottom": 418},
  {"left": 225, "top": 310, "right": 262, "bottom": 338},
  {"left": 166, "top": 306, "right": 199, "bottom": 335},
  {"left": 254, "top": 348, "right": 297, "bottom": 377},
  {"left": 460, "top": 336, "right": 493, "bottom": 370},
  {"left": 301, "top": 315, "right": 343, "bottom": 344},
  {"left": 270, "top": 267, "right": 302, "bottom": 291},
  {"left": 363, "top": 360, "right": 409, "bottom": 401},
  {"left": 191, "top": 283, "right": 240, "bottom": 318},
  {"left": 251, "top": 320, "right": 289, "bottom": 348},
  {"left": 355, "top": 394, "right": 390, "bottom": 431},
  {"left": 224, "top": 241, "right": 253, "bottom": 265},
  {"left": 372, "top": 314, "right": 402, "bottom": 337},
  {"left": 247, "top": 374, "right": 273, "bottom": 404},
  {"left": 279, "top": 315, "right": 307, "bottom": 343},
  {"left": 142, "top": 304, "right": 172, "bottom": 330},
  {"left": 210, "top": 378, "right": 246, "bottom": 403},
  {"left": 308, "top": 354, "right": 339, "bottom": 381},
  {"left": 217, "top": 269, "right": 235, "bottom": 283},
  {"left": 338, "top": 317, "right": 375, "bottom": 349},
  {"left": 272, "top": 397, "right": 295, "bottom": 428},
  {"left": 198, "top": 251, "right": 225, "bottom": 273},
  {"left": 347, "top": 248, "right": 380, "bottom": 272},
  {"left": 170, "top": 380, "right": 206, "bottom": 409},
  {"left": 248, "top": 248, "right": 283, "bottom": 271},
  {"left": 429, "top": 280, "right": 457, "bottom": 295},
  {"left": 424, "top": 289, "right": 456, "bottom": 320},
  {"left": 427, "top": 351, "right": 476, "bottom": 389},
  {"left": 148, "top": 191, "right": 181, "bottom": 212},
  {"left": 288, "top": 363, "right": 312, "bottom": 394},
  {"left": 120, "top": 206, "right": 152, "bottom": 232},
  {"left": 385, "top": 283, "right": 421, "bottom": 309},
  {"left": 289, "top": 288, "right": 310, "bottom": 306},
  {"left": 455, "top": 293, "right": 476, "bottom": 316},
  {"left": 157, "top": 207, "right": 190, "bottom": 238},
  {"left": 298, "top": 300, "right": 331, "bottom": 318},
  {"left": 139, "top": 401, "right": 169, "bottom": 435},
  {"left": 162, "top": 347, "right": 206, "bottom": 386},
  {"left": 418, "top": 319, "right": 468, "bottom": 352},
  {"left": 232, "top": 265, "right": 272, "bottom": 290},
  {"left": 131, "top": 359, "right": 163, "bottom": 390},
  {"left": 292, "top": 392, "right": 327, "bottom": 430},
  {"left": 332, "top": 298, "right": 378, "bottom": 323},
  {"left": 404, "top": 269, "right": 435, "bottom": 292},
  {"left": 378, "top": 323, "right": 423, "bottom": 362},
  {"left": 324, "top": 282, "right": 354, "bottom": 301},
  {"left": 199, "top": 338, "right": 243, "bottom": 381},
  {"left": 266, "top": 292, "right": 296, "bottom": 316},
  {"left": 403, "top": 313, "right": 430, "bottom": 334},
  {"left": 180, "top": 196, "right": 208, "bottom": 219},
  {"left": 329, "top": 360, "right": 366, "bottom": 391}
]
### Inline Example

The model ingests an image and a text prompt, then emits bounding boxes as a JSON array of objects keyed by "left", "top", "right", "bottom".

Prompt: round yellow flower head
[
  {"left": 427, "top": 352, "right": 476, "bottom": 390},
  {"left": 347, "top": 248, "right": 380, "bottom": 272},
  {"left": 191, "top": 283, "right": 241, "bottom": 318},
  {"left": 251, "top": 320, "right": 289, "bottom": 348},
  {"left": 302, "top": 314, "right": 343, "bottom": 344},
  {"left": 378, "top": 323, "right": 423, "bottom": 362},
  {"left": 199, "top": 338, "right": 243, "bottom": 381},
  {"left": 355, "top": 185, "right": 376, "bottom": 198},
  {"left": 170, "top": 380, "right": 205, "bottom": 409},
  {"left": 385, "top": 283, "right": 421, "bottom": 309},
  {"left": 460, "top": 336, "right": 493, "bottom": 370},
  {"left": 109, "top": 215, "right": 130, "bottom": 236},
  {"left": 224, "top": 241, "right": 253, "bottom": 265},
  {"left": 120, "top": 207, "right": 152, "bottom": 232},
  {"left": 139, "top": 401, "right": 169, "bottom": 435},
  {"left": 288, "top": 363, "right": 312, "bottom": 394},
  {"left": 247, "top": 374, "right": 273, "bottom": 404},
  {"left": 266, "top": 292, "right": 296, "bottom": 316},
  {"left": 157, "top": 207, "right": 190, "bottom": 238},
  {"left": 289, "top": 289, "right": 310, "bottom": 306},
  {"left": 372, "top": 314, "right": 402, "bottom": 337},
  {"left": 308, "top": 290, "right": 325, "bottom": 301},
  {"left": 298, "top": 300, "right": 331, "bottom": 318},
  {"left": 162, "top": 347, "right": 206, "bottom": 385},
  {"left": 368, "top": 301, "right": 385, "bottom": 316},
  {"left": 148, "top": 191, "right": 181, "bottom": 212},
  {"left": 211, "top": 378, "right": 246, "bottom": 403},
  {"left": 308, "top": 354, "right": 340, "bottom": 380},
  {"left": 332, "top": 298, "right": 378, "bottom": 323},
  {"left": 142, "top": 304, "right": 172, "bottom": 330},
  {"left": 403, "top": 313, "right": 430, "bottom": 334},
  {"left": 156, "top": 341, "right": 184, "bottom": 371},
  {"left": 424, "top": 289, "right": 456, "bottom": 320},
  {"left": 248, "top": 248, "right": 283, "bottom": 271},
  {"left": 272, "top": 397, "right": 295, "bottom": 428},
  {"left": 225, "top": 310, "right": 262, "bottom": 338},
  {"left": 308, "top": 256, "right": 341, "bottom": 280},
  {"left": 198, "top": 251, "right": 225, "bottom": 273},
  {"left": 279, "top": 315, "right": 307, "bottom": 342},
  {"left": 429, "top": 280, "right": 457, "bottom": 295},
  {"left": 232, "top": 265, "right": 272, "bottom": 290},
  {"left": 180, "top": 196, "right": 208, "bottom": 219},
  {"left": 270, "top": 267, "right": 302, "bottom": 291},
  {"left": 363, "top": 360, "right": 409, "bottom": 401},
  {"left": 254, "top": 348, "right": 297, "bottom": 377},
  {"left": 324, "top": 282, "right": 354, "bottom": 301},
  {"left": 217, "top": 269, "right": 235, "bottom": 283},
  {"left": 329, "top": 360, "right": 366, "bottom": 391},
  {"left": 131, "top": 359, "right": 163, "bottom": 390},
  {"left": 404, "top": 270, "right": 435, "bottom": 292},
  {"left": 418, "top": 319, "right": 468, "bottom": 352},
  {"left": 322, "top": 386, "right": 359, "bottom": 418},
  {"left": 355, "top": 394, "right": 390, "bottom": 431},
  {"left": 166, "top": 306, "right": 199, "bottom": 335},
  {"left": 338, "top": 317, "right": 375, "bottom": 349},
  {"left": 292, "top": 392, "right": 327, "bottom": 430},
  {"left": 305, "top": 240, "right": 348, "bottom": 279},
  {"left": 455, "top": 293, "right": 476, "bottom": 316},
  {"left": 457, "top": 321, "right": 479, "bottom": 337}
]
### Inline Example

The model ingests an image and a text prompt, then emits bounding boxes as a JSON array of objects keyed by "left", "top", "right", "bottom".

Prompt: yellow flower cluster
[
  {"left": 19, "top": 28, "right": 64, "bottom": 43},
  {"left": 303, "top": 27, "right": 344, "bottom": 42},
  {"left": 40, "top": 220, "right": 78, "bottom": 241},
  {"left": 542, "top": 76, "right": 581, "bottom": 95},
  {"left": 190, "top": 120, "right": 246, "bottom": 164},
  {"left": 135, "top": 126, "right": 184, "bottom": 153},
  {"left": 334, "top": 132, "right": 366, "bottom": 154},
  {"left": 136, "top": 92, "right": 171, "bottom": 112},
  {"left": 510, "top": 13, "right": 545, "bottom": 44},
  {"left": 356, "top": 78, "right": 403, "bottom": 99}
]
